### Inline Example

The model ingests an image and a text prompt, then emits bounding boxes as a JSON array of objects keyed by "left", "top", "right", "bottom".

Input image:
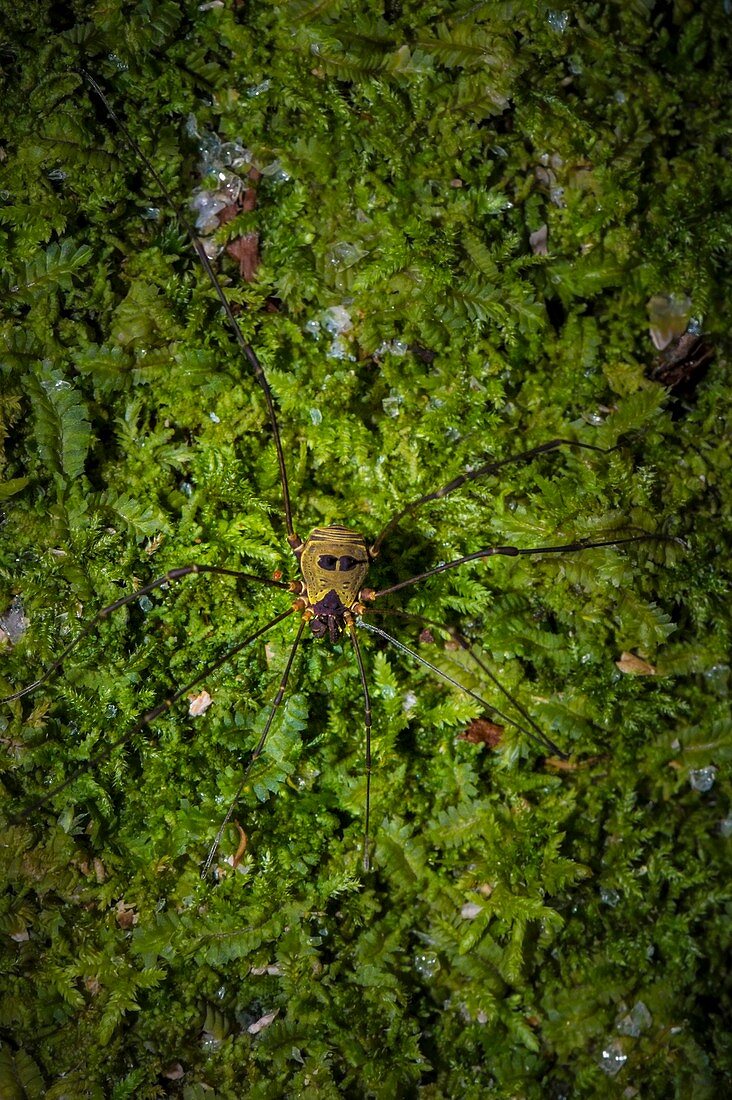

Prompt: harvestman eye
[{"left": 1, "top": 72, "right": 671, "bottom": 879}]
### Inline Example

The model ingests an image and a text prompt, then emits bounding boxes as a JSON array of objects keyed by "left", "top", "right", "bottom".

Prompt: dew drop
[
  {"left": 248, "top": 79, "right": 271, "bottom": 97},
  {"left": 403, "top": 691, "right": 417, "bottom": 712},
  {"left": 220, "top": 142, "right": 251, "bottom": 169},
  {"left": 323, "top": 306, "right": 352, "bottom": 335},
  {"left": 382, "top": 394, "right": 401, "bottom": 418},
  {"left": 703, "top": 664, "right": 729, "bottom": 695},
  {"left": 547, "top": 11, "right": 570, "bottom": 33},
  {"left": 598, "top": 1039, "right": 628, "bottom": 1076},
  {"left": 327, "top": 336, "right": 350, "bottom": 360},
  {"left": 617, "top": 1001, "right": 652, "bottom": 1037},
  {"left": 414, "top": 951, "right": 440, "bottom": 978},
  {"left": 327, "top": 241, "right": 365, "bottom": 270},
  {"left": 0, "top": 596, "right": 28, "bottom": 645},
  {"left": 261, "top": 159, "right": 290, "bottom": 182},
  {"left": 689, "top": 766, "right": 717, "bottom": 793}
]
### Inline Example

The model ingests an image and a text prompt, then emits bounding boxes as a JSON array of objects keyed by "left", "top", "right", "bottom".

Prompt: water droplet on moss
[
  {"left": 327, "top": 241, "right": 366, "bottom": 269},
  {"left": 599, "top": 1039, "right": 628, "bottom": 1075},
  {"left": 689, "top": 766, "right": 716, "bottom": 792},
  {"left": 220, "top": 142, "right": 251, "bottom": 169},
  {"left": 617, "top": 1001, "right": 652, "bottom": 1037},
  {"left": 703, "top": 664, "right": 729, "bottom": 695},
  {"left": 323, "top": 306, "right": 352, "bottom": 334},
  {"left": 247, "top": 80, "right": 271, "bottom": 97},
  {"left": 414, "top": 951, "right": 439, "bottom": 978},
  {"left": 647, "top": 294, "right": 692, "bottom": 351},
  {"left": 548, "top": 11, "right": 570, "bottom": 33},
  {"left": 0, "top": 596, "right": 28, "bottom": 644},
  {"left": 261, "top": 159, "right": 290, "bottom": 182}
]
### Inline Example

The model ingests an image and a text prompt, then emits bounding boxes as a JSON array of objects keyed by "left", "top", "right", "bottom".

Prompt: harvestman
[{"left": 2, "top": 75, "right": 661, "bottom": 872}]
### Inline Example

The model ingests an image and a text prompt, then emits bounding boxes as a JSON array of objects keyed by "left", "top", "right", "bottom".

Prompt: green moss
[{"left": 1, "top": 1, "right": 730, "bottom": 1096}]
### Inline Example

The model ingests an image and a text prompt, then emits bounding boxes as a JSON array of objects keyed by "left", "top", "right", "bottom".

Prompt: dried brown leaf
[
  {"left": 459, "top": 718, "right": 504, "bottom": 747},
  {"left": 616, "top": 651, "right": 656, "bottom": 676}
]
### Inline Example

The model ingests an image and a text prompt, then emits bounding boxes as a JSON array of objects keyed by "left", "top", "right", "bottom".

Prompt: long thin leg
[
  {"left": 370, "top": 439, "right": 612, "bottom": 555},
  {"left": 348, "top": 621, "right": 373, "bottom": 872},
  {"left": 2, "top": 565, "right": 289, "bottom": 704},
  {"left": 357, "top": 618, "right": 564, "bottom": 757},
  {"left": 362, "top": 607, "right": 555, "bottom": 757},
  {"left": 201, "top": 617, "right": 306, "bottom": 879},
  {"left": 372, "top": 533, "right": 658, "bottom": 599},
  {"left": 83, "top": 72, "right": 296, "bottom": 542},
  {"left": 17, "top": 607, "right": 295, "bottom": 819}
]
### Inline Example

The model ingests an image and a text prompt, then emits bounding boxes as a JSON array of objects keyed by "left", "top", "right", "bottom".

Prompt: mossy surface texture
[{"left": 1, "top": 2, "right": 731, "bottom": 1097}]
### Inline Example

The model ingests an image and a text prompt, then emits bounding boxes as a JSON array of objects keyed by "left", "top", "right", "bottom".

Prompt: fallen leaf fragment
[
  {"left": 247, "top": 1009, "right": 279, "bottom": 1035},
  {"left": 545, "top": 754, "right": 604, "bottom": 771},
  {"left": 188, "top": 690, "right": 213, "bottom": 716},
  {"left": 162, "top": 1063, "right": 185, "bottom": 1081},
  {"left": 459, "top": 718, "right": 504, "bottom": 748},
  {"left": 529, "top": 223, "right": 548, "bottom": 255},
  {"left": 616, "top": 652, "right": 656, "bottom": 676},
  {"left": 226, "top": 232, "right": 260, "bottom": 281},
  {"left": 114, "top": 900, "right": 139, "bottom": 929},
  {"left": 231, "top": 822, "right": 248, "bottom": 869}
]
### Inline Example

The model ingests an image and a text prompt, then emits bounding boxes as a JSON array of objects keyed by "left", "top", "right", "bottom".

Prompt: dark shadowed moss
[{"left": 0, "top": 2, "right": 730, "bottom": 1097}]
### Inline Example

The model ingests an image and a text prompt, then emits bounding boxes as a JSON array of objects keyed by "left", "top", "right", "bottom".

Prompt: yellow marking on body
[{"left": 299, "top": 525, "right": 370, "bottom": 608}]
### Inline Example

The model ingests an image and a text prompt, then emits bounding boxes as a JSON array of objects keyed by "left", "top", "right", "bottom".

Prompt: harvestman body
[
  {"left": 2, "top": 74, "right": 667, "bottom": 874},
  {"left": 291, "top": 525, "right": 373, "bottom": 643}
]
